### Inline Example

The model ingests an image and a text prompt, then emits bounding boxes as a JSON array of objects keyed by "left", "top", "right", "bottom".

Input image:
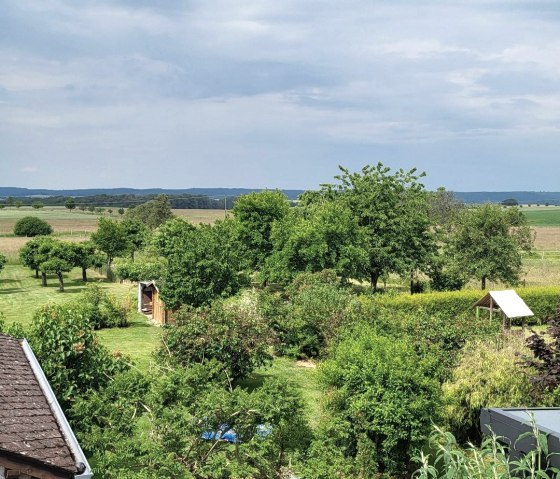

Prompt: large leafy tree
[
  {"left": 263, "top": 200, "right": 368, "bottom": 285},
  {"left": 14, "top": 216, "right": 53, "bottom": 237},
  {"left": 233, "top": 190, "right": 290, "bottom": 269},
  {"left": 155, "top": 218, "right": 248, "bottom": 308},
  {"left": 72, "top": 241, "right": 104, "bottom": 282},
  {"left": 121, "top": 218, "right": 148, "bottom": 260},
  {"left": 37, "top": 239, "right": 75, "bottom": 291},
  {"left": 321, "top": 163, "right": 435, "bottom": 291},
  {"left": 448, "top": 204, "right": 533, "bottom": 289}
]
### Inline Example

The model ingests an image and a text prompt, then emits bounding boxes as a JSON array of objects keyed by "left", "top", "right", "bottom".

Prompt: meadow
[{"left": 523, "top": 205, "right": 560, "bottom": 227}]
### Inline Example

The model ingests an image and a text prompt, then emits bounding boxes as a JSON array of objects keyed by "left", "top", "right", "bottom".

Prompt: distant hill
[
  {"left": 453, "top": 191, "right": 560, "bottom": 205},
  {"left": 0, "top": 187, "right": 306, "bottom": 201},
  {"left": 2, "top": 187, "right": 559, "bottom": 205}
]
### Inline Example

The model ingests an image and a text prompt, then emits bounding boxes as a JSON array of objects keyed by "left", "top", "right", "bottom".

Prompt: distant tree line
[{"left": 0, "top": 193, "right": 236, "bottom": 209}]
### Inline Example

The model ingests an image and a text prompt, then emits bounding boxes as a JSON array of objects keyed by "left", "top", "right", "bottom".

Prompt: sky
[{"left": 1, "top": 0, "right": 560, "bottom": 191}]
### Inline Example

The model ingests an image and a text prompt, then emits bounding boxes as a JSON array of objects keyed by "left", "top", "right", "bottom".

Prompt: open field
[
  {"left": 523, "top": 206, "right": 560, "bottom": 227},
  {"left": 0, "top": 207, "right": 100, "bottom": 234},
  {"left": 172, "top": 208, "right": 227, "bottom": 224}
]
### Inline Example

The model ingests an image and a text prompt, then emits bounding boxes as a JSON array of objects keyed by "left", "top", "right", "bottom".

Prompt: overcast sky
[{"left": 1, "top": 1, "right": 560, "bottom": 190}]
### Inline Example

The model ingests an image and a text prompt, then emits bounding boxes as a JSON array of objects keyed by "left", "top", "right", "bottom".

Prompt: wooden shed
[
  {"left": 473, "top": 289, "right": 534, "bottom": 328},
  {"left": 138, "top": 281, "right": 170, "bottom": 325}
]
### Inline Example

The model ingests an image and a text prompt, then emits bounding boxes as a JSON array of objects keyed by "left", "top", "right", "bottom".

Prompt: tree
[
  {"left": 157, "top": 299, "right": 273, "bottom": 381},
  {"left": 125, "top": 194, "right": 173, "bottom": 229},
  {"left": 0, "top": 253, "right": 6, "bottom": 274},
  {"left": 37, "top": 239, "right": 75, "bottom": 291},
  {"left": 502, "top": 198, "right": 519, "bottom": 206},
  {"left": 19, "top": 237, "right": 49, "bottom": 279},
  {"left": 155, "top": 218, "right": 248, "bottom": 308},
  {"left": 14, "top": 216, "right": 53, "bottom": 236},
  {"left": 72, "top": 241, "right": 104, "bottom": 282},
  {"left": 91, "top": 218, "right": 129, "bottom": 270},
  {"left": 321, "top": 163, "right": 434, "bottom": 291},
  {"left": 65, "top": 198, "right": 76, "bottom": 210},
  {"left": 15, "top": 200, "right": 23, "bottom": 208},
  {"left": 263, "top": 200, "right": 368, "bottom": 285},
  {"left": 233, "top": 190, "right": 290, "bottom": 269},
  {"left": 32, "top": 201, "right": 44, "bottom": 209},
  {"left": 120, "top": 218, "right": 148, "bottom": 260},
  {"left": 117, "top": 208, "right": 125, "bottom": 216},
  {"left": 448, "top": 204, "right": 534, "bottom": 289}
]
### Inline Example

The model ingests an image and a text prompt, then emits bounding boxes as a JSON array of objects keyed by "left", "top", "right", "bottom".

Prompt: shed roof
[
  {"left": 0, "top": 334, "right": 91, "bottom": 477},
  {"left": 473, "top": 290, "right": 534, "bottom": 319}
]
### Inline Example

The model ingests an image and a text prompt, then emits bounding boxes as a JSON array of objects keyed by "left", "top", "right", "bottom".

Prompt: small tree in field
[
  {"left": 14, "top": 216, "right": 53, "bottom": 237},
  {"left": 65, "top": 198, "right": 76, "bottom": 211},
  {"left": 38, "top": 239, "right": 75, "bottom": 291},
  {"left": 118, "top": 208, "right": 125, "bottom": 216},
  {"left": 32, "top": 201, "right": 44, "bottom": 209},
  {"left": 72, "top": 241, "right": 104, "bottom": 282}
]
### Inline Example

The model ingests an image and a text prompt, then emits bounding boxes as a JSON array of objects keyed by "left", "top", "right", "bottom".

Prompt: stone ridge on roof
[{"left": 0, "top": 334, "right": 78, "bottom": 474}]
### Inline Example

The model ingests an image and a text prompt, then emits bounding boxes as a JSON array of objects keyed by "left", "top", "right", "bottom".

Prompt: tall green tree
[
  {"left": 155, "top": 218, "right": 248, "bottom": 308},
  {"left": 321, "top": 163, "right": 434, "bottom": 291},
  {"left": 65, "top": 198, "right": 76, "bottom": 210},
  {"left": 121, "top": 218, "right": 148, "bottom": 260},
  {"left": 233, "top": 190, "right": 290, "bottom": 269},
  {"left": 448, "top": 204, "right": 534, "bottom": 289},
  {"left": 263, "top": 200, "right": 368, "bottom": 284},
  {"left": 91, "top": 218, "right": 129, "bottom": 270},
  {"left": 19, "top": 236, "right": 52, "bottom": 280}
]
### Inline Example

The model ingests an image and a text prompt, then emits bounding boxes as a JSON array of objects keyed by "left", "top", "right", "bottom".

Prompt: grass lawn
[{"left": 240, "top": 356, "right": 323, "bottom": 428}]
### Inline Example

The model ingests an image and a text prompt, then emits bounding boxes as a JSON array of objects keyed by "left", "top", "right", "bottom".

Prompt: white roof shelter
[{"left": 473, "top": 290, "right": 534, "bottom": 327}]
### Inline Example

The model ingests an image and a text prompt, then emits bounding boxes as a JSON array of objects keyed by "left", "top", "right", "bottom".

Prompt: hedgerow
[{"left": 365, "top": 286, "right": 560, "bottom": 325}]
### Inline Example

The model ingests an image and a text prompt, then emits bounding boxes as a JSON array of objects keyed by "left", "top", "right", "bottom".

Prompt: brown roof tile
[{"left": 0, "top": 334, "right": 78, "bottom": 474}]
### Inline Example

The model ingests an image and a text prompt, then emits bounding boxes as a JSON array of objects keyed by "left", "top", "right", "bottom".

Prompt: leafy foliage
[
  {"left": 13, "top": 216, "right": 53, "bottom": 236},
  {"left": 263, "top": 201, "right": 368, "bottom": 285},
  {"left": 124, "top": 194, "right": 174, "bottom": 229},
  {"left": 233, "top": 190, "right": 290, "bottom": 269},
  {"left": 158, "top": 297, "right": 273, "bottom": 381},
  {"left": 448, "top": 204, "right": 534, "bottom": 289},
  {"left": 442, "top": 337, "right": 537, "bottom": 442},
  {"left": 29, "top": 304, "right": 129, "bottom": 409},
  {"left": 320, "top": 325, "right": 441, "bottom": 475},
  {"left": 156, "top": 218, "right": 248, "bottom": 308},
  {"left": 77, "top": 283, "right": 130, "bottom": 329},
  {"left": 0, "top": 252, "right": 6, "bottom": 273},
  {"left": 114, "top": 258, "right": 166, "bottom": 282},
  {"left": 91, "top": 217, "right": 130, "bottom": 267},
  {"left": 320, "top": 163, "right": 435, "bottom": 290}
]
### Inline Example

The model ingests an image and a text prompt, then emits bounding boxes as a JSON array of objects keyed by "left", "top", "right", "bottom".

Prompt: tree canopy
[
  {"left": 13, "top": 216, "right": 53, "bottom": 237},
  {"left": 448, "top": 204, "right": 534, "bottom": 289}
]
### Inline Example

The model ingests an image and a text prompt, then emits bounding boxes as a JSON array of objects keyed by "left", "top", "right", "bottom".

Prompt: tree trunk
[
  {"left": 370, "top": 271, "right": 380, "bottom": 292},
  {"left": 35, "top": 269, "right": 39, "bottom": 279},
  {"left": 82, "top": 267, "right": 88, "bottom": 282},
  {"left": 481, "top": 276, "right": 487, "bottom": 290},
  {"left": 41, "top": 272, "right": 47, "bottom": 287},
  {"left": 57, "top": 272, "right": 64, "bottom": 292}
]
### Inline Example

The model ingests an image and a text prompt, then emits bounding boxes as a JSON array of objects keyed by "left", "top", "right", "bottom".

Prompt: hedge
[{"left": 365, "top": 287, "right": 560, "bottom": 326}]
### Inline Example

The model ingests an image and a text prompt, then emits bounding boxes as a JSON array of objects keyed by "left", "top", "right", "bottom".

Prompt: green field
[{"left": 522, "top": 206, "right": 560, "bottom": 226}]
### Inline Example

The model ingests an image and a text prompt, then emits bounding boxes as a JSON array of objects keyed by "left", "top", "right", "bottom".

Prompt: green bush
[
  {"left": 157, "top": 297, "right": 273, "bottom": 381},
  {"left": 76, "top": 283, "right": 130, "bottom": 329},
  {"left": 442, "top": 337, "right": 538, "bottom": 442},
  {"left": 366, "top": 287, "right": 560, "bottom": 326},
  {"left": 29, "top": 304, "right": 129, "bottom": 409},
  {"left": 13, "top": 216, "right": 53, "bottom": 236},
  {"left": 279, "top": 281, "right": 356, "bottom": 358},
  {"left": 320, "top": 324, "right": 441, "bottom": 475}
]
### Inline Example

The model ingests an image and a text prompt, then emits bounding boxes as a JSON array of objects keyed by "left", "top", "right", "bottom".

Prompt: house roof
[
  {"left": 0, "top": 334, "right": 90, "bottom": 477},
  {"left": 473, "top": 290, "right": 534, "bottom": 319}
]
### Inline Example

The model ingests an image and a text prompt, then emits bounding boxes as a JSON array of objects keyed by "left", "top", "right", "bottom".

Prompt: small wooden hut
[
  {"left": 473, "top": 289, "right": 534, "bottom": 328},
  {"left": 138, "top": 281, "right": 170, "bottom": 325}
]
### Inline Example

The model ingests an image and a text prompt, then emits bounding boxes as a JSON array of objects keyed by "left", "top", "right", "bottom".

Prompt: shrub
[
  {"left": 320, "top": 324, "right": 441, "bottom": 475},
  {"left": 13, "top": 216, "right": 53, "bottom": 236},
  {"left": 0, "top": 252, "right": 6, "bottom": 272},
  {"left": 279, "top": 281, "right": 356, "bottom": 358},
  {"left": 77, "top": 283, "right": 130, "bottom": 329},
  {"left": 157, "top": 297, "right": 273, "bottom": 381},
  {"left": 442, "top": 337, "right": 538, "bottom": 443},
  {"left": 29, "top": 304, "right": 129, "bottom": 409},
  {"left": 366, "top": 287, "right": 560, "bottom": 326}
]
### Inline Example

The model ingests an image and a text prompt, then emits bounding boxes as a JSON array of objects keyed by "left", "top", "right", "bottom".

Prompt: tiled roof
[{"left": 0, "top": 334, "right": 78, "bottom": 474}]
